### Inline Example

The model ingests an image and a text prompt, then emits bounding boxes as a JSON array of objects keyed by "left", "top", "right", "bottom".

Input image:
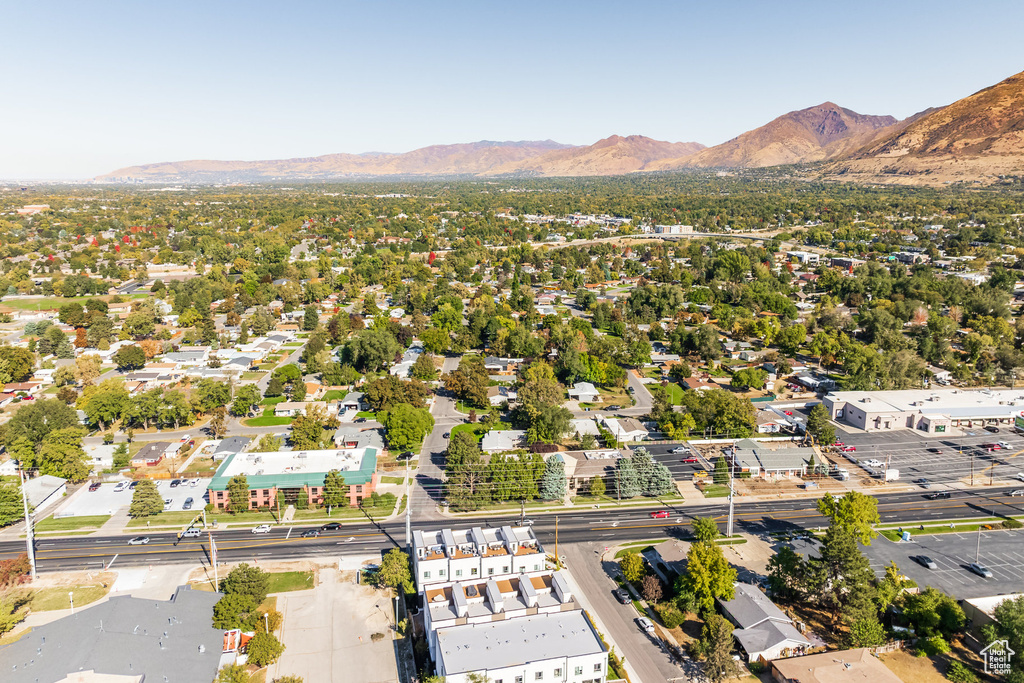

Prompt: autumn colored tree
[{"left": 73, "top": 328, "right": 88, "bottom": 348}]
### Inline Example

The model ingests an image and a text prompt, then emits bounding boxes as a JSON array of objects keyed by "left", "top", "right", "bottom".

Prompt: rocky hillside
[
  {"left": 487, "top": 135, "right": 705, "bottom": 176},
  {"left": 824, "top": 69, "right": 1024, "bottom": 185}
]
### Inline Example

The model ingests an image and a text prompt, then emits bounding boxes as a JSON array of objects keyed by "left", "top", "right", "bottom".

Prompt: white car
[
  {"left": 114, "top": 482, "right": 127, "bottom": 492},
  {"left": 998, "top": 441, "right": 1012, "bottom": 449},
  {"left": 637, "top": 617, "right": 655, "bottom": 634},
  {"left": 864, "top": 459, "right": 883, "bottom": 469},
  {"left": 190, "top": 478, "right": 201, "bottom": 487},
  {"left": 1016, "top": 473, "right": 1024, "bottom": 483},
  {"left": 252, "top": 524, "right": 272, "bottom": 534},
  {"left": 670, "top": 447, "right": 688, "bottom": 454}
]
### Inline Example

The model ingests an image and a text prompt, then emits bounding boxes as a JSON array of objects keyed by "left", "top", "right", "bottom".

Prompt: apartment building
[{"left": 413, "top": 526, "right": 545, "bottom": 587}]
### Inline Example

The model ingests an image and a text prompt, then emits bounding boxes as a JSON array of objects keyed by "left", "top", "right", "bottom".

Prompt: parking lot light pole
[{"left": 20, "top": 466, "right": 36, "bottom": 581}]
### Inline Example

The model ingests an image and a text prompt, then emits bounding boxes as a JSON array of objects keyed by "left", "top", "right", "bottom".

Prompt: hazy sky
[{"left": 3, "top": 1, "right": 1023, "bottom": 179}]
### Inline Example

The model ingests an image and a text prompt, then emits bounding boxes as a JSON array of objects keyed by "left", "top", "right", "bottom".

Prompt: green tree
[
  {"left": 265, "top": 375, "right": 285, "bottom": 398},
  {"left": 766, "top": 545, "right": 806, "bottom": 603},
  {"left": 380, "top": 403, "right": 434, "bottom": 452},
  {"left": 614, "top": 456, "right": 641, "bottom": 499},
  {"left": 290, "top": 380, "right": 307, "bottom": 401},
  {"left": 776, "top": 324, "right": 807, "bottom": 356},
  {"left": 442, "top": 355, "right": 490, "bottom": 408},
  {"left": 847, "top": 616, "right": 886, "bottom": 648},
  {"left": 227, "top": 475, "right": 250, "bottom": 513},
  {"left": 209, "top": 406, "right": 228, "bottom": 439},
  {"left": 128, "top": 479, "right": 164, "bottom": 517},
  {"left": 817, "top": 491, "right": 880, "bottom": 545},
  {"left": 254, "top": 434, "right": 283, "bottom": 452},
  {"left": 246, "top": 632, "right": 285, "bottom": 667},
  {"left": 81, "top": 378, "right": 130, "bottom": 431},
  {"left": 213, "top": 593, "right": 260, "bottom": 630},
  {"left": 290, "top": 404, "right": 329, "bottom": 450},
  {"left": 527, "top": 405, "right": 573, "bottom": 444},
  {"left": 902, "top": 587, "right": 966, "bottom": 638},
  {"left": 806, "top": 403, "right": 836, "bottom": 445},
  {"left": 0, "top": 346, "right": 35, "bottom": 383},
  {"left": 701, "top": 614, "right": 741, "bottom": 683},
  {"left": 2, "top": 399, "right": 79, "bottom": 456},
  {"left": 730, "top": 367, "right": 767, "bottom": 390},
  {"left": 807, "top": 526, "right": 877, "bottom": 626},
  {"left": 678, "top": 388, "right": 756, "bottom": 438},
  {"left": 216, "top": 664, "right": 251, "bottom": 683},
  {"left": 713, "top": 455, "right": 729, "bottom": 485},
  {"left": 516, "top": 361, "right": 564, "bottom": 421},
  {"left": 0, "top": 482, "right": 25, "bottom": 527},
  {"left": 197, "top": 379, "right": 232, "bottom": 413},
  {"left": 619, "top": 551, "right": 645, "bottom": 583},
  {"left": 993, "top": 595, "right": 1024, "bottom": 679},
  {"left": 302, "top": 305, "right": 319, "bottom": 331},
  {"left": 588, "top": 475, "right": 606, "bottom": 497},
  {"left": 113, "top": 345, "right": 146, "bottom": 371},
  {"left": 322, "top": 469, "right": 350, "bottom": 511},
  {"left": 345, "top": 328, "right": 402, "bottom": 372},
  {"left": 112, "top": 443, "right": 130, "bottom": 469},
  {"left": 378, "top": 548, "right": 412, "bottom": 593},
  {"left": 220, "top": 563, "right": 270, "bottom": 604},
  {"left": 681, "top": 540, "right": 736, "bottom": 616},
  {"left": 231, "top": 384, "right": 262, "bottom": 417},
  {"left": 538, "top": 457, "right": 566, "bottom": 500},
  {"left": 691, "top": 517, "right": 720, "bottom": 543},
  {"left": 38, "top": 427, "right": 89, "bottom": 481},
  {"left": 445, "top": 432, "right": 489, "bottom": 511},
  {"left": 410, "top": 352, "right": 438, "bottom": 381}
]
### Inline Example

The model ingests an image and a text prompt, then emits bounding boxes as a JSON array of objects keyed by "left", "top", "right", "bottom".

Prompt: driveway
[
  {"left": 410, "top": 356, "right": 463, "bottom": 521},
  {"left": 270, "top": 568, "right": 399, "bottom": 683}
]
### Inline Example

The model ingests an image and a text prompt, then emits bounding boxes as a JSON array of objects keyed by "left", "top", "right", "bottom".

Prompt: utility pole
[
  {"left": 405, "top": 456, "right": 412, "bottom": 552},
  {"left": 555, "top": 516, "right": 560, "bottom": 569},
  {"left": 20, "top": 466, "right": 36, "bottom": 581},
  {"left": 209, "top": 531, "right": 219, "bottom": 589},
  {"left": 971, "top": 450, "right": 975, "bottom": 487},
  {"left": 520, "top": 499, "right": 526, "bottom": 526},
  {"left": 727, "top": 452, "right": 735, "bottom": 538}
]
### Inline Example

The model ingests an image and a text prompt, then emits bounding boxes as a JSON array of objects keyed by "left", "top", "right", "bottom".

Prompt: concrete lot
[
  {"left": 270, "top": 567, "right": 398, "bottom": 683},
  {"left": 59, "top": 480, "right": 209, "bottom": 517}
]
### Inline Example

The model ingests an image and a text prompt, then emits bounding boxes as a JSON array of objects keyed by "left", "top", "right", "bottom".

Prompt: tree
[
  {"left": 197, "top": 379, "right": 232, "bottom": 413},
  {"left": 442, "top": 355, "right": 490, "bottom": 408},
  {"left": 209, "top": 406, "right": 228, "bottom": 438},
  {"left": 445, "top": 432, "right": 488, "bottom": 511},
  {"left": 681, "top": 540, "right": 736, "bottom": 616},
  {"left": 265, "top": 375, "right": 285, "bottom": 398},
  {"left": 713, "top": 455, "right": 729, "bottom": 485},
  {"left": 691, "top": 517, "right": 720, "bottom": 544},
  {"left": 847, "top": 615, "right": 886, "bottom": 648},
  {"left": 113, "top": 345, "right": 146, "bottom": 372},
  {"left": 0, "top": 591, "right": 30, "bottom": 637},
  {"left": 538, "top": 457, "right": 566, "bottom": 500},
  {"left": 81, "top": 378, "right": 130, "bottom": 431},
  {"left": 817, "top": 491, "right": 880, "bottom": 545},
  {"left": 410, "top": 353, "right": 438, "bottom": 381},
  {"left": 993, "top": 595, "right": 1024, "bottom": 679},
  {"left": 678, "top": 388, "right": 756, "bottom": 438},
  {"left": 766, "top": 545, "right": 806, "bottom": 602},
  {"left": 345, "top": 328, "right": 402, "bottom": 372},
  {"left": 701, "top": 615, "right": 741, "bottom": 683},
  {"left": 231, "top": 384, "right": 262, "bottom": 417},
  {"left": 254, "top": 434, "right": 283, "bottom": 452},
  {"left": 227, "top": 475, "right": 250, "bottom": 513},
  {"left": 1, "top": 398, "right": 78, "bottom": 455},
  {"left": 38, "top": 427, "right": 89, "bottom": 481},
  {"left": 213, "top": 593, "right": 260, "bottom": 630},
  {"left": 902, "top": 587, "right": 966, "bottom": 638},
  {"left": 776, "top": 323, "right": 806, "bottom": 356},
  {"left": 619, "top": 551, "right": 645, "bottom": 583},
  {"left": 806, "top": 403, "right": 835, "bottom": 445},
  {"left": 129, "top": 480, "right": 164, "bottom": 517},
  {"left": 246, "top": 632, "right": 285, "bottom": 667},
  {"left": 216, "top": 664, "right": 251, "bottom": 683},
  {"left": 302, "top": 305, "right": 319, "bottom": 331},
  {"left": 378, "top": 548, "right": 412, "bottom": 593},
  {"left": 641, "top": 575, "right": 663, "bottom": 603},
  {"left": 0, "top": 346, "right": 35, "bottom": 383},
  {"left": 614, "top": 456, "right": 641, "bottom": 499},
  {"left": 75, "top": 354, "right": 102, "bottom": 386},
  {"left": 588, "top": 475, "right": 606, "bottom": 497},
  {"left": 290, "top": 380, "right": 307, "bottom": 401},
  {"left": 322, "top": 470, "right": 350, "bottom": 511},
  {"left": 112, "top": 443, "right": 130, "bottom": 469},
  {"left": 364, "top": 375, "right": 430, "bottom": 411},
  {"left": 380, "top": 404, "right": 434, "bottom": 452},
  {"left": 220, "top": 563, "right": 270, "bottom": 603},
  {"left": 290, "top": 404, "right": 329, "bottom": 450},
  {"left": 527, "top": 405, "right": 573, "bottom": 444},
  {"left": 517, "top": 361, "right": 564, "bottom": 421},
  {"left": 730, "top": 367, "right": 767, "bottom": 390},
  {"left": 0, "top": 482, "right": 25, "bottom": 527},
  {"left": 807, "top": 526, "right": 877, "bottom": 626}
]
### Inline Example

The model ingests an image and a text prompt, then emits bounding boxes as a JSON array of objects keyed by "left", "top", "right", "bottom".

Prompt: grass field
[
  {"left": 664, "top": 382, "right": 684, "bottom": 405},
  {"left": 700, "top": 484, "right": 730, "bottom": 498},
  {"left": 356, "top": 410, "right": 377, "bottom": 419},
  {"left": 266, "top": 571, "right": 315, "bottom": 593},
  {"left": 260, "top": 396, "right": 287, "bottom": 406},
  {"left": 30, "top": 584, "right": 109, "bottom": 611},
  {"left": 35, "top": 515, "right": 110, "bottom": 532},
  {"left": 245, "top": 405, "right": 293, "bottom": 427},
  {"left": 1, "top": 294, "right": 145, "bottom": 311},
  {"left": 323, "top": 390, "right": 347, "bottom": 402},
  {"left": 380, "top": 475, "right": 405, "bottom": 485},
  {"left": 126, "top": 511, "right": 205, "bottom": 528}
]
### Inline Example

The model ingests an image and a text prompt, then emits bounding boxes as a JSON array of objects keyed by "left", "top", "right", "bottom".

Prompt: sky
[{"left": 2, "top": 0, "right": 1023, "bottom": 179}]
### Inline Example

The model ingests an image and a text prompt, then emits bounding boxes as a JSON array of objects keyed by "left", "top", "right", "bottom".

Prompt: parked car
[
  {"left": 968, "top": 562, "right": 994, "bottom": 578},
  {"left": 251, "top": 524, "right": 272, "bottom": 534},
  {"left": 127, "top": 536, "right": 150, "bottom": 545},
  {"left": 914, "top": 478, "right": 931, "bottom": 488},
  {"left": 190, "top": 478, "right": 200, "bottom": 487},
  {"left": 163, "top": 499, "right": 173, "bottom": 511},
  {"left": 841, "top": 445, "right": 856, "bottom": 452},
  {"left": 783, "top": 410, "right": 793, "bottom": 416},
  {"left": 182, "top": 497, "right": 194, "bottom": 510},
  {"left": 443, "top": 433, "right": 450, "bottom": 439},
  {"left": 670, "top": 447, "right": 688, "bottom": 454},
  {"left": 180, "top": 434, "right": 191, "bottom": 442},
  {"left": 925, "top": 492, "right": 952, "bottom": 500},
  {"left": 1010, "top": 489, "right": 1024, "bottom": 497},
  {"left": 301, "top": 529, "right": 320, "bottom": 538},
  {"left": 927, "top": 448, "right": 943, "bottom": 454},
  {"left": 833, "top": 442, "right": 845, "bottom": 448},
  {"left": 400, "top": 451, "right": 414, "bottom": 460},
  {"left": 613, "top": 588, "right": 630, "bottom": 604},
  {"left": 114, "top": 482, "right": 127, "bottom": 492},
  {"left": 916, "top": 555, "right": 938, "bottom": 570},
  {"left": 683, "top": 456, "right": 700, "bottom": 464},
  {"left": 607, "top": 405, "right": 622, "bottom": 411},
  {"left": 985, "top": 425, "right": 1000, "bottom": 433},
  {"left": 129, "top": 481, "right": 140, "bottom": 490},
  {"left": 636, "top": 617, "right": 655, "bottom": 634},
  {"left": 89, "top": 482, "right": 101, "bottom": 492},
  {"left": 998, "top": 441, "right": 1012, "bottom": 450},
  {"left": 321, "top": 522, "right": 341, "bottom": 531},
  {"left": 170, "top": 479, "right": 181, "bottom": 488},
  {"left": 1015, "top": 473, "right": 1024, "bottom": 482},
  {"left": 650, "top": 510, "right": 671, "bottom": 519}
]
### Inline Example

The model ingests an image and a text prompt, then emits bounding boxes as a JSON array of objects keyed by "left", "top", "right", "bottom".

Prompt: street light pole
[{"left": 20, "top": 466, "right": 36, "bottom": 581}]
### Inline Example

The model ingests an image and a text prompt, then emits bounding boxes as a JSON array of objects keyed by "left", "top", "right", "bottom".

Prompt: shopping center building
[{"left": 823, "top": 388, "right": 1024, "bottom": 434}]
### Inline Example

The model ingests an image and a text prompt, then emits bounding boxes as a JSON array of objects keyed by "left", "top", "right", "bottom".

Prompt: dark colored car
[
  {"left": 985, "top": 425, "right": 1000, "bottom": 433},
  {"left": 607, "top": 405, "right": 622, "bottom": 411},
  {"left": 927, "top": 448, "right": 943, "bottom": 454},
  {"left": 89, "top": 482, "right": 101, "bottom": 492},
  {"left": 613, "top": 588, "right": 630, "bottom": 604},
  {"left": 170, "top": 479, "right": 181, "bottom": 488},
  {"left": 916, "top": 555, "right": 938, "bottom": 570},
  {"left": 129, "top": 481, "right": 140, "bottom": 490},
  {"left": 301, "top": 529, "right": 321, "bottom": 538},
  {"left": 925, "top": 492, "right": 952, "bottom": 500},
  {"left": 182, "top": 497, "right": 194, "bottom": 510},
  {"left": 321, "top": 522, "right": 341, "bottom": 531},
  {"left": 400, "top": 451, "right": 414, "bottom": 460}
]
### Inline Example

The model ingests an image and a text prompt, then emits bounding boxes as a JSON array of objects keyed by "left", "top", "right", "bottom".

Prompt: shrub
[
  {"left": 655, "top": 603, "right": 685, "bottom": 629},
  {"left": 921, "top": 635, "right": 951, "bottom": 656},
  {"left": 749, "top": 661, "right": 766, "bottom": 674},
  {"left": 246, "top": 632, "right": 285, "bottom": 667},
  {"left": 1002, "top": 518, "right": 1023, "bottom": 529},
  {"left": 946, "top": 660, "right": 978, "bottom": 683},
  {"left": 370, "top": 632, "right": 386, "bottom": 642}
]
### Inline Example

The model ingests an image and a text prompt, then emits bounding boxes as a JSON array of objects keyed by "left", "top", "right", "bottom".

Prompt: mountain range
[{"left": 99, "top": 69, "right": 1024, "bottom": 185}]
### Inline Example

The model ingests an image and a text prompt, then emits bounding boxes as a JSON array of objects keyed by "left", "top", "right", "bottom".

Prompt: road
[
  {"left": 409, "top": 356, "right": 463, "bottom": 521},
  {"left": 7, "top": 486, "right": 1023, "bottom": 573}
]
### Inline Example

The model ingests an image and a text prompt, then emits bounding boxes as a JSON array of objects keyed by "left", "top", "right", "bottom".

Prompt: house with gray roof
[
  {"left": 718, "top": 583, "right": 811, "bottom": 662},
  {"left": 0, "top": 585, "right": 225, "bottom": 683},
  {"left": 480, "top": 429, "right": 527, "bottom": 454}
]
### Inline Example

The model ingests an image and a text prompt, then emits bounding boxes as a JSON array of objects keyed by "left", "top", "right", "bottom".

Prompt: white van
[{"left": 181, "top": 528, "right": 202, "bottom": 538}]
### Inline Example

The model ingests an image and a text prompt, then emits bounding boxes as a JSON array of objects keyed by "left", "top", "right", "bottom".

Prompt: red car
[
  {"left": 650, "top": 510, "right": 671, "bottom": 519},
  {"left": 841, "top": 446, "right": 856, "bottom": 452},
  {"left": 834, "top": 442, "right": 845, "bottom": 447},
  {"left": 783, "top": 410, "right": 793, "bottom": 416},
  {"left": 683, "top": 456, "right": 700, "bottom": 463}
]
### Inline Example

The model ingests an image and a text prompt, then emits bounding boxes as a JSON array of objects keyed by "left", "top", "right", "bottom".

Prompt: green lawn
[
  {"left": 241, "top": 371, "right": 264, "bottom": 380},
  {"left": 261, "top": 396, "right": 287, "bottom": 406},
  {"left": 664, "top": 382, "right": 684, "bottom": 405},
  {"left": 266, "top": 571, "right": 315, "bottom": 593},
  {"left": 700, "top": 484, "right": 730, "bottom": 498},
  {"left": 380, "top": 475, "right": 405, "bottom": 485},
  {"left": 30, "top": 584, "right": 109, "bottom": 611},
  {"left": 283, "top": 342, "right": 303, "bottom": 348},
  {"left": 324, "top": 390, "right": 347, "bottom": 402},
  {"left": 356, "top": 410, "right": 377, "bottom": 419},
  {"left": 245, "top": 415, "right": 294, "bottom": 427},
  {"left": 614, "top": 545, "right": 655, "bottom": 559},
  {"left": 125, "top": 511, "right": 205, "bottom": 528},
  {"left": 35, "top": 515, "right": 110, "bottom": 532},
  {"left": 878, "top": 518, "right": 1023, "bottom": 542}
]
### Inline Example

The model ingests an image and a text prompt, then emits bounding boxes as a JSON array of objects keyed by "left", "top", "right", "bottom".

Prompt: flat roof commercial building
[
  {"left": 823, "top": 388, "right": 1024, "bottom": 434},
  {"left": 413, "top": 525, "right": 545, "bottom": 588},
  {"left": 208, "top": 447, "right": 378, "bottom": 510}
]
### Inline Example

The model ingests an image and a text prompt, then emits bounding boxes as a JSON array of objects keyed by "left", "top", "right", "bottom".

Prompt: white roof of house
[
  {"left": 480, "top": 430, "right": 526, "bottom": 452},
  {"left": 435, "top": 610, "right": 604, "bottom": 675},
  {"left": 570, "top": 419, "right": 600, "bottom": 436}
]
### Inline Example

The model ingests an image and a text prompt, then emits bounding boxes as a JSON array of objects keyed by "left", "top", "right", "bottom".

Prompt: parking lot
[
  {"left": 834, "top": 427, "right": 1024, "bottom": 488},
  {"left": 644, "top": 443, "right": 709, "bottom": 481},
  {"left": 862, "top": 529, "right": 1024, "bottom": 600},
  {"left": 59, "top": 480, "right": 209, "bottom": 517}
]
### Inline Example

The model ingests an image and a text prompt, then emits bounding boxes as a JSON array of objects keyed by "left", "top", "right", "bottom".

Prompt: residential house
[
  {"left": 729, "top": 441, "right": 812, "bottom": 479},
  {"left": 718, "top": 583, "right": 812, "bottom": 662},
  {"left": 340, "top": 392, "right": 367, "bottom": 412},
  {"left": 131, "top": 441, "right": 172, "bottom": 467},
  {"left": 682, "top": 377, "right": 718, "bottom": 392},
  {"left": 559, "top": 450, "right": 621, "bottom": 492},
  {"left": 602, "top": 417, "right": 648, "bottom": 442},
  {"left": 568, "top": 382, "right": 600, "bottom": 403},
  {"left": 770, "top": 648, "right": 905, "bottom": 683},
  {"left": 480, "top": 430, "right": 527, "bottom": 454},
  {"left": 274, "top": 401, "right": 328, "bottom": 417},
  {"left": 487, "top": 385, "right": 517, "bottom": 407},
  {"left": 212, "top": 436, "right": 251, "bottom": 461}
]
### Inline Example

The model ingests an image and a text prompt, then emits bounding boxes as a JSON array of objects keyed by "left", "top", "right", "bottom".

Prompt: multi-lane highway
[{"left": 5, "top": 486, "right": 1023, "bottom": 573}]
